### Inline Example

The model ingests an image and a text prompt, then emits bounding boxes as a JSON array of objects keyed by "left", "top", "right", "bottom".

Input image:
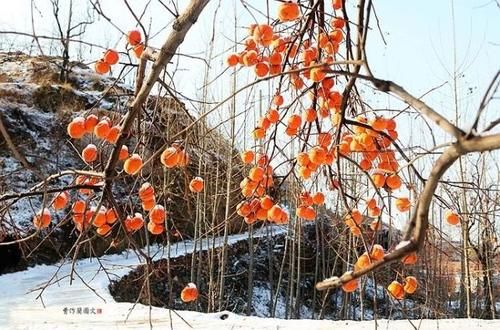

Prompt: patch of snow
[
  {"left": 250, "top": 282, "right": 312, "bottom": 319},
  {"left": 0, "top": 60, "right": 32, "bottom": 83}
]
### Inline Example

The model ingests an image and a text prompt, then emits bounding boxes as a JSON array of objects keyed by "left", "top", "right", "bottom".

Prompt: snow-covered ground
[{"left": 0, "top": 225, "right": 498, "bottom": 329}]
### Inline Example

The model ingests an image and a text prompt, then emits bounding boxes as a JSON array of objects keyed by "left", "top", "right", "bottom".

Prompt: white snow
[{"left": 0, "top": 225, "right": 498, "bottom": 329}]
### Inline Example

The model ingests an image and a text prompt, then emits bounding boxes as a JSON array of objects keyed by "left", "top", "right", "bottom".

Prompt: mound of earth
[
  {"left": 0, "top": 52, "right": 244, "bottom": 274},
  {"left": 109, "top": 223, "right": 425, "bottom": 320}
]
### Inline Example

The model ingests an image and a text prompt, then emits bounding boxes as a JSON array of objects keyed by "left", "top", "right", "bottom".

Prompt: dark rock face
[
  {"left": 108, "top": 223, "right": 424, "bottom": 320},
  {"left": 0, "top": 235, "right": 21, "bottom": 273}
]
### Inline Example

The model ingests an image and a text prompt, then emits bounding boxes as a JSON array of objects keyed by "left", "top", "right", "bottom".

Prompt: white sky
[{"left": 1, "top": 1, "right": 498, "bottom": 104}]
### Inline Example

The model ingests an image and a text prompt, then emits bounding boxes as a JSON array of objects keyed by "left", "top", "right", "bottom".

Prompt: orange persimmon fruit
[
  {"left": 368, "top": 206, "right": 381, "bottom": 217},
  {"left": 124, "top": 213, "right": 144, "bottom": 232},
  {"left": 161, "top": 146, "right": 180, "bottom": 168},
  {"left": 287, "top": 114, "right": 302, "bottom": 129},
  {"left": 123, "top": 153, "right": 143, "bottom": 175},
  {"left": 372, "top": 172, "right": 386, "bottom": 188},
  {"left": 84, "top": 114, "right": 99, "bottom": 134},
  {"left": 67, "top": 117, "right": 86, "bottom": 139},
  {"left": 403, "top": 276, "right": 418, "bottom": 294},
  {"left": 106, "top": 126, "right": 120, "bottom": 144},
  {"left": 103, "top": 49, "right": 119, "bottom": 65},
  {"left": 312, "top": 192, "right": 325, "bottom": 205},
  {"left": 249, "top": 167, "right": 265, "bottom": 182},
  {"left": 395, "top": 197, "right": 411, "bottom": 212},
  {"left": 33, "top": 208, "right": 51, "bottom": 229},
  {"left": 87, "top": 207, "right": 106, "bottom": 227},
  {"left": 359, "top": 158, "right": 372, "bottom": 171},
  {"left": 260, "top": 195, "right": 274, "bottom": 210},
  {"left": 342, "top": 279, "right": 358, "bottom": 293},
  {"left": 237, "top": 201, "right": 252, "bottom": 217},
  {"left": 388, "top": 281, "right": 405, "bottom": 300},
  {"left": 96, "top": 224, "right": 112, "bottom": 236},
  {"left": 119, "top": 145, "right": 129, "bottom": 161},
  {"left": 309, "top": 146, "right": 327, "bottom": 165},
  {"left": 296, "top": 206, "right": 316, "bottom": 220},
  {"left": 106, "top": 208, "right": 118, "bottom": 224},
  {"left": 226, "top": 53, "right": 239, "bottom": 67},
  {"left": 51, "top": 191, "right": 70, "bottom": 210},
  {"left": 370, "top": 244, "right": 385, "bottom": 261},
  {"left": 386, "top": 174, "right": 402, "bottom": 190},
  {"left": 241, "top": 150, "right": 255, "bottom": 164},
  {"left": 355, "top": 253, "right": 372, "bottom": 270},
  {"left": 445, "top": 210, "right": 460, "bottom": 225},
  {"left": 94, "top": 120, "right": 111, "bottom": 139},
  {"left": 82, "top": 143, "right": 98, "bottom": 163},
  {"left": 72, "top": 200, "right": 86, "bottom": 214},
  {"left": 310, "top": 66, "right": 326, "bottom": 82},
  {"left": 267, "top": 205, "right": 283, "bottom": 222},
  {"left": 331, "top": 17, "right": 345, "bottom": 29},
  {"left": 302, "top": 108, "right": 317, "bottom": 123},
  {"left": 142, "top": 198, "right": 156, "bottom": 211},
  {"left": 402, "top": 251, "right": 418, "bottom": 265},
  {"left": 147, "top": 220, "right": 164, "bottom": 235},
  {"left": 139, "top": 182, "right": 155, "bottom": 201},
  {"left": 149, "top": 205, "right": 167, "bottom": 225},
  {"left": 255, "top": 62, "right": 269, "bottom": 77},
  {"left": 95, "top": 59, "right": 110, "bottom": 74},
  {"left": 366, "top": 198, "right": 377, "bottom": 210},
  {"left": 277, "top": 1, "right": 300, "bottom": 22},
  {"left": 189, "top": 177, "right": 204, "bottom": 193},
  {"left": 177, "top": 150, "right": 190, "bottom": 167},
  {"left": 273, "top": 94, "right": 284, "bottom": 107},
  {"left": 181, "top": 283, "right": 199, "bottom": 302},
  {"left": 266, "top": 108, "right": 280, "bottom": 123},
  {"left": 350, "top": 209, "right": 363, "bottom": 225},
  {"left": 127, "top": 29, "right": 142, "bottom": 46},
  {"left": 252, "top": 24, "right": 274, "bottom": 47}
]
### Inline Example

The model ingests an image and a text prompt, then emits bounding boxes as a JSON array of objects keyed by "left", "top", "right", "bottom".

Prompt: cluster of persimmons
[
  {"left": 35, "top": 29, "right": 204, "bottom": 245},
  {"left": 227, "top": 1, "right": 461, "bottom": 300},
  {"left": 94, "top": 29, "right": 144, "bottom": 74},
  {"left": 32, "top": 112, "right": 205, "bottom": 240}
]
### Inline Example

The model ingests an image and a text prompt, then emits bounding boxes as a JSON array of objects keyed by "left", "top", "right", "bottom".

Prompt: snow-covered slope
[
  {"left": 0, "top": 52, "right": 129, "bottom": 232},
  {"left": 0, "top": 225, "right": 498, "bottom": 329}
]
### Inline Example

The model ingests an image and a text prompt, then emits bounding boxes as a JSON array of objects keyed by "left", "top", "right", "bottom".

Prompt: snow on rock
[
  {"left": 0, "top": 52, "right": 128, "bottom": 232},
  {"left": 251, "top": 281, "right": 313, "bottom": 319}
]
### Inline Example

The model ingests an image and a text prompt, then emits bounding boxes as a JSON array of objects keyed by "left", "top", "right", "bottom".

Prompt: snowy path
[{"left": 0, "top": 226, "right": 498, "bottom": 329}]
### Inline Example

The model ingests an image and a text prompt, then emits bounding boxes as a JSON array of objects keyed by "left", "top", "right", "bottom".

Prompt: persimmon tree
[
  {"left": 0, "top": 0, "right": 212, "bottom": 304},
  {"left": 221, "top": 0, "right": 500, "bottom": 299},
  {"left": 0, "top": 0, "right": 498, "bottom": 320}
]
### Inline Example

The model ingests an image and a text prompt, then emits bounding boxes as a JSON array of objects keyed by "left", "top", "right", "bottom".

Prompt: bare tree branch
[{"left": 102, "top": 0, "right": 211, "bottom": 184}]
